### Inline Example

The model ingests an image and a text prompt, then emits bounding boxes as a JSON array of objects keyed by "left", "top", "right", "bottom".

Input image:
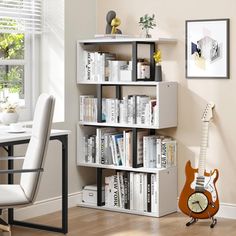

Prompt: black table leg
[{"left": 7, "top": 145, "right": 14, "bottom": 225}]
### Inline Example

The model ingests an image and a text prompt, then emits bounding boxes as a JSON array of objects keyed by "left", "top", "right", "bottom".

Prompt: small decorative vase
[
  {"left": 155, "top": 65, "right": 162, "bottom": 81},
  {"left": 145, "top": 28, "right": 151, "bottom": 38},
  {"left": 1, "top": 112, "right": 19, "bottom": 125}
]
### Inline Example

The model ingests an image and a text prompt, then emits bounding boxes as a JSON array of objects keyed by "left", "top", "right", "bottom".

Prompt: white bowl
[{"left": 1, "top": 112, "right": 19, "bottom": 125}]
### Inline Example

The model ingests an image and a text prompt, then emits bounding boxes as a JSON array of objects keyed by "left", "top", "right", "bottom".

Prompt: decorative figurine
[{"left": 106, "top": 10, "right": 122, "bottom": 34}]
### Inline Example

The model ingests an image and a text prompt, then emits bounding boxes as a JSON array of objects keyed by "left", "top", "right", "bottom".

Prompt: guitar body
[{"left": 179, "top": 160, "right": 219, "bottom": 219}]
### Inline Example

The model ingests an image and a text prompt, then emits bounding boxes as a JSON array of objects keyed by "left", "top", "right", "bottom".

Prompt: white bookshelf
[{"left": 77, "top": 38, "right": 178, "bottom": 218}]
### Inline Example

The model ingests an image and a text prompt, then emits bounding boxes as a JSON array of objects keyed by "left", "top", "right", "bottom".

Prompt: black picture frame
[{"left": 186, "top": 19, "right": 230, "bottom": 79}]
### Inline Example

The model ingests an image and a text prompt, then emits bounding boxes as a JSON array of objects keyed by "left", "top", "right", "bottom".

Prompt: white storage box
[{"left": 82, "top": 185, "right": 104, "bottom": 205}]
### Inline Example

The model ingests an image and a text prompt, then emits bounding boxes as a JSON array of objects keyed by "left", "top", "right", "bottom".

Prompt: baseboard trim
[
  {"left": 217, "top": 202, "right": 236, "bottom": 219},
  {"left": 8, "top": 194, "right": 236, "bottom": 221},
  {"left": 13, "top": 191, "right": 82, "bottom": 220}
]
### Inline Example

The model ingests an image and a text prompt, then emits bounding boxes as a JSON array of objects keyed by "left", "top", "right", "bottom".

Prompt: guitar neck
[{"left": 198, "top": 121, "right": 210, "bottom": 177}]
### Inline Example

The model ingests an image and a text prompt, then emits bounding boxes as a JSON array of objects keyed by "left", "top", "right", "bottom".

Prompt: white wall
[
  {"left": 96, "top": 0, "right": 236, "bottom": 205},
  {"left": 41, "top": 0, "right": 65, "bottom": 122}
]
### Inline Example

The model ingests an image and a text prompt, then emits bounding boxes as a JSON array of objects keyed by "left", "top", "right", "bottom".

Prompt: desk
[{"left": 0, "top": 127, "right": 70, "bottom": 234}]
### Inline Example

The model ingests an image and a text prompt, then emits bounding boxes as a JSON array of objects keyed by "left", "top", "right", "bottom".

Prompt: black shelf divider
[
  {"left": 132, "top": 128, "right": 138, "bottom": 168},
  {"left": 150, "top": 42, "right": 156, "bottom": 81},
  {"left": 97, "top": 168, "right": 104, "bottom": 206},
  {"left": 116, "top": 85, "right": 122, "bottom": 100},
  {"left": 97, "top": 84, "right": 103, "bottom": 122},
  {"left": 132, "top": 42, "right": 138, "bottom": 82}
]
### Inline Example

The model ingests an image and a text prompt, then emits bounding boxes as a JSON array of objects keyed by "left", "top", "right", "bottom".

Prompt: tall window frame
[{"left": 0, "top": 0, "right": 42, "bottom": 121}]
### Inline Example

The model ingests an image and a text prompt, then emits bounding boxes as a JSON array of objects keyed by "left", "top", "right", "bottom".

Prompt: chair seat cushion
[{"left": 0, "top": 185, "right": 29, "bottom": 207}]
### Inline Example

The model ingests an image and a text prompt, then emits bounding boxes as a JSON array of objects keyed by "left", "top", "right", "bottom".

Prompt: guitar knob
[{"left": 210, "top": 202, "right": 215, "bottom": 208}]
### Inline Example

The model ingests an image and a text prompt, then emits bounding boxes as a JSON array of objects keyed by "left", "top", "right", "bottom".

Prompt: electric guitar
[{"left": 178, "top": 102, "right": 219, "bottom": 228}]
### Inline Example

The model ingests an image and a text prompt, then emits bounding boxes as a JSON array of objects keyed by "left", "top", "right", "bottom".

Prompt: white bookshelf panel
[
  {"left": 78, "top": 203, "right": 159, "bottom": 217},
  {"left": 78, "top": 37, "right": 177, "bottom": 44},
  {"left": 157, "top": 82, "right": 178, "bottom": 128},
  {"left": 79, "top": 121, "right": 162, "bottom": 129},
  {"left": 77, "top": 162, "right": 174, "bottom": 174}
]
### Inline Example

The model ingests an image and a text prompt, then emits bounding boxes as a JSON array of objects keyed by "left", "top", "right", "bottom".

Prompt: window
[{"left": 0, "top": 0, "right": 42, "bottom": 120}]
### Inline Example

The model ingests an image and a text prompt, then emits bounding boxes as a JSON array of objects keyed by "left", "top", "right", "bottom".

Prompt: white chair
[{"left": 0, "top": 94, "right": 55, "bottom": 235}]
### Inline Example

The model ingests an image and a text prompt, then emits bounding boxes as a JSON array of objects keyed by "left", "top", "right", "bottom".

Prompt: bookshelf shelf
[
  {"left": 78, "top": 121, "right": 176, "bottom": 129},
  {"left": 77, "top": 38, "right": 178, "bottom": 218},
  {"left": 78, "top": 37, "right": 177, "bottom": 44},
  {"left": 78, "top": 81, "right": 161, "bottom": 86},
  {"left": 77, "top": 162, "right": 176, "bottom": 173}
]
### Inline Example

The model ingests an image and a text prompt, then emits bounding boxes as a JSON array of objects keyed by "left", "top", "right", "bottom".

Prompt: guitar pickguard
[{"left": 190, "top": 171, "right": 217, "bottom": 202}]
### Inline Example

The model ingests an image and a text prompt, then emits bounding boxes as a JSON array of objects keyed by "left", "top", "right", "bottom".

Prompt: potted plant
[
  {"left": 139, "top": 14, "right": 156, "bottom": 38},
  {"left": 0, "top": 102, "right": 19, "bottom": 124},
  {"left": 153, "top": 49, "right": 162, "bottom": 81}
]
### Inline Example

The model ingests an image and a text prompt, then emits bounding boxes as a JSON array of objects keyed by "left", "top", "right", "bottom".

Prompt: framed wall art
[{"left": 186, "top": 19, "right": 230, "bottom": 79}]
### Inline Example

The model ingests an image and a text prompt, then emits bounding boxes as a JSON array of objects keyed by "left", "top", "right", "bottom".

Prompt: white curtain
[{"left": 0, "top": 0, "right": 42, "bottom": 34}]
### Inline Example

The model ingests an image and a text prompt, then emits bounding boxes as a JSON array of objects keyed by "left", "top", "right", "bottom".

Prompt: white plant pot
[{"left": 1, "top": 112, "right": 19, "bottom": 125}]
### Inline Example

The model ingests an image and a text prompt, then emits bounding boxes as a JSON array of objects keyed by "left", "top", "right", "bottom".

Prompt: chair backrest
[{"left": 20, "top": 94, "right": 55, "bottom": 202}]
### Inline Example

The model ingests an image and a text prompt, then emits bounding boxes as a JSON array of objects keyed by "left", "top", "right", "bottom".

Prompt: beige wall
[
  {"left": 96, "top": 0, "right": 236, "bottom": 204},
  {"left": 31, "top": 0, "right": 97, "bottom": 202}
]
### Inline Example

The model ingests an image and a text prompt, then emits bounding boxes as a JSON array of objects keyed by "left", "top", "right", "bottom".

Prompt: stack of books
[{"left": 105, "top": 171, "right": 159, "bottom": 213}]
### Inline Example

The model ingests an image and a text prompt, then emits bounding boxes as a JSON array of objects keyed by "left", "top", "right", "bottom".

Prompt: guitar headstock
[{"left": 201, "top": 102, "right": 215, "bottom": 122}]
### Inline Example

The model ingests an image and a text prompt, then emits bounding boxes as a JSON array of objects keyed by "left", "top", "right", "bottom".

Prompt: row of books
[
  {"left": 83, "top": 50, "right": 132, "bottom": 82},
  {"left": 80, "top": 95, "right": 97, "bottom": 122},
  {"left": 83, "top": 128, "right": 177, "bottom": 169},
  {"left": 80, "top": 95, "right": 158, "bottom": 126},
  {"left": 83, "top": 51, "right": 115, "bottom": 82},
  {"left": 105, "top": 171, "right": 158, "bottom": 212}
]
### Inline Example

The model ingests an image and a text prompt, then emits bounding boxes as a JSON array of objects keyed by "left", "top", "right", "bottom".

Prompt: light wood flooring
[{"left": 10, "top": 207, "right": 236, "bottom": 236}]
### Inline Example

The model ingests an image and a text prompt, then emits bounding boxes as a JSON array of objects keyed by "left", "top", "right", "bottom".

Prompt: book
[
  {"left": 79, "top": 95, "right": 94, "bottom": 122},
  {"left": 136, "top": 130, "right": 149, "bottom": 167},
  {"left": 151, "top": 174, "right": 158, "bottom": 212},
  {"left": 123, "top": 172, "right": 130, "bottom": 209},
  {"left": 129, "top": 172, "right": 134, "bottom": 210},
  {"left": 113, "top": 175, "right": 119, "bottom": 207},
  {"left": 147, "top": 173, "right": 152, "bottom": 212}
]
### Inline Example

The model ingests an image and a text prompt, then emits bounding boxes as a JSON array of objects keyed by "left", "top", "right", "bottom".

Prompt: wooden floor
[{"left": 10, "top": 207, "right": 236, "bottom": 235}]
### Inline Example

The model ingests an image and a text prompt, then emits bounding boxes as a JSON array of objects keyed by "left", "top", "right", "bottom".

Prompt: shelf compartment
[{"left": 78, "top": 166, "right": 177, "bottom": 217}]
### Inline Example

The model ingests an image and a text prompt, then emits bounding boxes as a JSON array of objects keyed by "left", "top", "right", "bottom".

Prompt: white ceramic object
[{"left": 1, "top": 112, "right": 19, "bottom": 125}]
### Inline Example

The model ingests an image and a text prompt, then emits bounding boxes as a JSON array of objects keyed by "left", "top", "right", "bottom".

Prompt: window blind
[{"left": 0, "top": 0, "right": 42, "bottom": 34}]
